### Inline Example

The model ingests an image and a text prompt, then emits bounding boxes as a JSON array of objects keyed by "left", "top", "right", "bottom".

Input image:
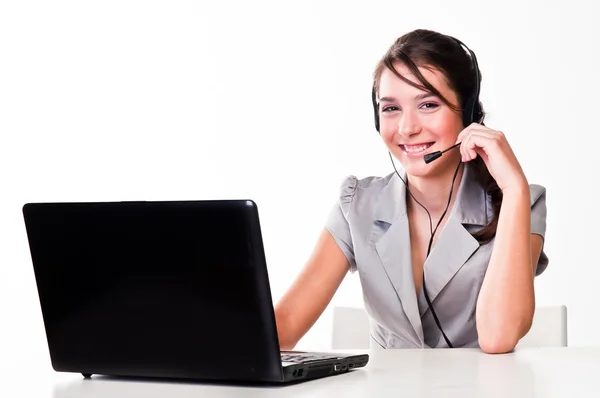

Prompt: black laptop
[{"left": 22, "top": 199, "right": 368, "bottom": 384}]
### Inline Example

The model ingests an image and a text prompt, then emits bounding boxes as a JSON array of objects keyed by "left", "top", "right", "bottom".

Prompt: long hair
[{"left": 373, "top": 29, "right": 501, "bottom": 244}]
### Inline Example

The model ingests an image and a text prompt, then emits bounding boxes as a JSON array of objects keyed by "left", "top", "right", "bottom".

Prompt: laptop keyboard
[{"left": 280, "top": 352, "right": 343, "bottom": 364}]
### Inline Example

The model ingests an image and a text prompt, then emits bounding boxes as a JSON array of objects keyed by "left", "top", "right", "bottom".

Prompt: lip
[{"left": 400, "top": 142, "right": 435, "bottom": 158}]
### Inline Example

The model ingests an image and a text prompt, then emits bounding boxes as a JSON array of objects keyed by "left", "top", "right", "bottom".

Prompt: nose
[{"left": 397, "top": 110, "right": 422, "bottom": 138}]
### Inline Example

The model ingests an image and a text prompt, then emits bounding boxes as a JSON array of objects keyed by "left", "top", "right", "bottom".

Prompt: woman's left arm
[{"left": 456, "top": 124, "right": 544, "bottom": 354}]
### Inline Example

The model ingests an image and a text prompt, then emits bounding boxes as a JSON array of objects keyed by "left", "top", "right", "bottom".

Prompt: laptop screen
[{"left": 23, "top": 200, "right": 283, "bottom": 380}]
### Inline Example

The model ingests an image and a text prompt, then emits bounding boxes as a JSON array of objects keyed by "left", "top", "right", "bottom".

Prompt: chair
[
  {"left": 331, "top": 306, "right": 370, "bottom": 349},
  {"left": 515, "top": 305, "right": 568, "bottom": 348},
  {"left": 331, "top": 305, "right": 568, "bottom": 349}
]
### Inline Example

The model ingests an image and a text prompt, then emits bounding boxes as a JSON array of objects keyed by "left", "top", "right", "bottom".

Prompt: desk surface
[{"left": 6, "top": 347, "right": 600, "bottom": 397}]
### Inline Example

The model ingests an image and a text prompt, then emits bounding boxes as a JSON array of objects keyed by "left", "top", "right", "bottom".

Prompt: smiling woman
[{"left": 274, "top": 29, "right": 549, "bottom": 354}]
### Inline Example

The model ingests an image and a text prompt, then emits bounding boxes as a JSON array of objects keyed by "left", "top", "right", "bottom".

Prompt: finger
[
  {"left": 465, "top": 131, "right": 498, "bottom": 158},
  {"left": 462, "top": 131, "right": 497, "bottom": 161},
  {"left": 460, "top": 130, "right": 474, "bottom": 162},
  {"left": 459, "top": 131, "right": 467, "bottom": 161},
  {"left": 458, "top": 128, "right": 473, "bottom": 161},
  {"left": 462, "top": 134, "right": 470, "bottom": 162},
  {"left": 456, "top": 125, "right": 490, "bottom": 162},
  {"left": 455, "top": 122, "right": 484, "bottom": 145},
  {"left": 460, "top": 128, "right": 485, "bottom": 161},
  {"left": 477, "top": 147, "right": 489, "bottom": 164}
]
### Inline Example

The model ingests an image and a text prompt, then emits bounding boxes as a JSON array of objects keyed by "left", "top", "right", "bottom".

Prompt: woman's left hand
[{"left": 455, "top": 123, "right": 528, "bottom": 193}]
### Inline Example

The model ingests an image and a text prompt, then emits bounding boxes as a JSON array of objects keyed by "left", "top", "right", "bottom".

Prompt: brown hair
[{"left": 373, "top": 29, "right": 502, "bottom": 245}]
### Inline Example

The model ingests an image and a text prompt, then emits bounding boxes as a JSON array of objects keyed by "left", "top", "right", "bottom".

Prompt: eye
[
  {"left": 381, "top": 106, "right": 399, "bottom": 112},
  {"left": 420, "top": 102, "right": 439, "bottom": 109}
]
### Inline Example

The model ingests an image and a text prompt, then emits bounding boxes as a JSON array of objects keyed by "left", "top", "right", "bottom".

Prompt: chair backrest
[
  {"left": 331, "top": 305, "right": 568, "bottom": 349},
  {"left": 516, "top": 305, "right": 568, "bottom": 348},
  {"left": 331, "top": 306, "right": 370, "bottom": 350}
]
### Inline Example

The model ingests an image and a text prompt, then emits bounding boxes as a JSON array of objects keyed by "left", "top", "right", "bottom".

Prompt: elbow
[
  {"left": 478, "top": 319, "right": 531, "bottom": 354},
  {"left": 476, "top": 305, "right": 534, "bottom": 354},
  {"left": 478, "top": 334, "right": 518, "bottom": 354}
]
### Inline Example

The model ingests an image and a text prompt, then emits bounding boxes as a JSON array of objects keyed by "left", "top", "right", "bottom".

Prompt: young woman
[{"left": 274, "top": 29, "right": 548, "bottom": 354}]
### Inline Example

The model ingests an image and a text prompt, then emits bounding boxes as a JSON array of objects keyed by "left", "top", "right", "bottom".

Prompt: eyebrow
[{"left": 379, "top": 93, "right": 437, "bottom": 103}]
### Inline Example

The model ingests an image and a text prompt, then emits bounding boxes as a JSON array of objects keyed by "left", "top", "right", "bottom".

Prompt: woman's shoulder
[
  {"left": 335, "top": 171, "right": 397, "bottom": 204},
  {"left": 528, "top": 183, "right": 546, "bottom": 205}
]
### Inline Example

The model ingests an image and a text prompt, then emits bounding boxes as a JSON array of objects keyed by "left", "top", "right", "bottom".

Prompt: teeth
[{"left": 404, "top": 143, "right": 433, "bottom": 153}]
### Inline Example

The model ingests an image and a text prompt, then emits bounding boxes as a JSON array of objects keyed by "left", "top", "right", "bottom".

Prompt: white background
[{"left": 1, "top": 0, "right": 598, "bottom": 384}]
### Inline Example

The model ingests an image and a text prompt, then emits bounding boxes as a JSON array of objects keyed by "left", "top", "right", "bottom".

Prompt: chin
[
  {"left": 397, "top": 155, "right": 454, "bottom": 179},
  {"left": 404, "top": 162, "right": 435, "bottom": 178}
]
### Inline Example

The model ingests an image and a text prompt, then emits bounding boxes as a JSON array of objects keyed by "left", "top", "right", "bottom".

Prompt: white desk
[{"left": 6, "top": 347, "right": 600, "bottom": 397}]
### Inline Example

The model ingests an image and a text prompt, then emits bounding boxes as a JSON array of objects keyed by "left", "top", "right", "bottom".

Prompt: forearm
[
  {"left": 476, "top": 185, "right": 534, "bottom": 353},
  {"left": 274, "top": 308, "right": 299, "bottom": 350}
]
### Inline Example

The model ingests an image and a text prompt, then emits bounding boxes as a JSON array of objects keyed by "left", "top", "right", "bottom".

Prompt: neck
[{"left": 406, "top": 161, "right": 465, "bottom": 217}]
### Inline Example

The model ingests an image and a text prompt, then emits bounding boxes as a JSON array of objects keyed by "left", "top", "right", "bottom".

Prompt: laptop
[{"left": 22, "top": 199, "right": 369, "bottom": 384}]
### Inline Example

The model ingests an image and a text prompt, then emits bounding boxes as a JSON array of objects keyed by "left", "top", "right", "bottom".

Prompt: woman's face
[{"left": 378, "top": 62, "right": 464, "bottom": 178}]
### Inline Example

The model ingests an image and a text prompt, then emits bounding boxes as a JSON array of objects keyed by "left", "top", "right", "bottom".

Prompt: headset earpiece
[
  {"left": 372, "top": 87, "right": 380, "bottom": 133},
  {"left": 462, "top": 94, "right": 476, "bottom": 127}
]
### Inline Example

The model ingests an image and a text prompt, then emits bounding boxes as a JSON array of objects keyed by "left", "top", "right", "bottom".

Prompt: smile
[{"left": 400, "top": 142, "right": 435, "bottom": 157}]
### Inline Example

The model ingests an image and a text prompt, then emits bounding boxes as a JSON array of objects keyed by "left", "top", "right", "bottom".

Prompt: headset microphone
[{"left": 423, "top": 142, "right": 462, "bottom": 164}]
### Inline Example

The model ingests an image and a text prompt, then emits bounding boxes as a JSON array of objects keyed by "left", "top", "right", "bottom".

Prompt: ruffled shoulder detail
[{"left": 339, "top": 175, "right": 358, "bottom": 205}]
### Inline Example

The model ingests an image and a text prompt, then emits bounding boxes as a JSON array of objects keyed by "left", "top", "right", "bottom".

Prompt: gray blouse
[{"left": 325, "top": 162, "right": 548, "bottom": 349}]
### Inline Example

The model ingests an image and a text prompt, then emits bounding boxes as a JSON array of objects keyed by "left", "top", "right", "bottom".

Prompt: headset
[{"left": 371, "top": 36, "right": 482, "bottom": 348}]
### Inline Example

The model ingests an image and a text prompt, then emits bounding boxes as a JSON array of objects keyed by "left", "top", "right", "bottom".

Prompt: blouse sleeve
[
  {"left": 324, "top": 175, "right": 358, "bottom": 273},
  {"left": 530, "top": 184, "right": 549, "bottom": 276}
]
